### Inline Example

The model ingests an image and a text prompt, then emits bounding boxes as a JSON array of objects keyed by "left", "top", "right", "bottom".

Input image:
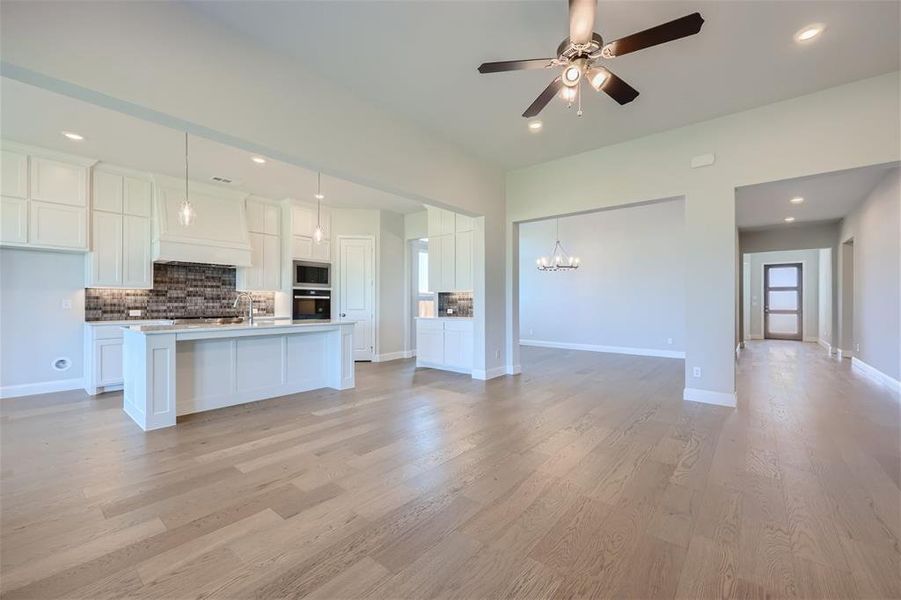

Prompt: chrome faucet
[{"left": 233, "top": 291, "right": 255, "bottom": 325}]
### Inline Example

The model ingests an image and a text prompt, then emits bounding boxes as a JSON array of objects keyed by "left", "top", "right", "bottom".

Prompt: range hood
[{"left": 152, "top": 175, "right": 252, "bottom": 267}]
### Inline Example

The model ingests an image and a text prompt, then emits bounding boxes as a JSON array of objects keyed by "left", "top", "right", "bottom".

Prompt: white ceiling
[
  {"left": 735, "top": 163, "right": 897, "bottom": 230},
  {"left": 188, "top": 0, "right": 900, "bottom": 169},
  {"left": 0, "top": 78, "right": 425, "bottom": 214}
]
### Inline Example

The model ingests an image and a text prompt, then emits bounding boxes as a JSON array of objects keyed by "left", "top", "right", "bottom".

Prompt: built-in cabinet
[
  {"left": 288, "top": 201, "right": 331, "bottom": 262},
  {"left": 415, "top": 318, "right": 473, "bottom": 374},
  {"left": 83, "top": 321, "right": 166, "bottom": 394},
  {"left": 426, "top": 206, "right": 473, "bottom": 292},
  {"left": 86, "top": 167, "right": 153, "bottom": 288},
  {"left": 237, "top": 197, "right": 281, "bottom": 291},
  {"left": 0, "top": 144, "right": 94, "bottom": 251}
]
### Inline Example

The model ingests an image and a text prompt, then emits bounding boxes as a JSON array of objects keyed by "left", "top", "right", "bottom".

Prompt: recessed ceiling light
[
  {"left": 790, "top": 196, "right": 804, "bottom": 204},
  {"left": 528, "top": 120, "right": 543, "bottom": 132},
  {"left": 251, "top": 156, "right": 266, "bottom": 164},
  {"left": 794, "top": 24, "right": 825, "bottom": 43},
  {"left": 62, "top": 131, "right": 84, "bottom": 141},
  {"left": 784, "top": 216, "right": 796, "bottom": 223}
]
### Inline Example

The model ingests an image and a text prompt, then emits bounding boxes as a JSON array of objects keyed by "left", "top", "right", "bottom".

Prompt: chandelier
[{"left": 536, "top": 218, "right": 580, "bottom": 271}]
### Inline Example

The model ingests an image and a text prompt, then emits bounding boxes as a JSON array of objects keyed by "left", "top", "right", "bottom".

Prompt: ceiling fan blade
[
  {"left": 568, "top": 0, "right": 597, "bottom": 45},
  {"left": 478, "top": 58, "right": 555, "bottom": 74},
  {"left": 602, "top": 12, "right": 704, "bottom": 58},
  {"left": 598, "top": 69, "right": 639, "bottom": 105},
  {"left": 522, "top": 77, "right": 564, "bottom": 118}
]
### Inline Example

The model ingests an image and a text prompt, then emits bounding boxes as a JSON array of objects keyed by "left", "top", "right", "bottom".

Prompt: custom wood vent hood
[{"left": 152, "top": 175, "right": 252, "bottom": 267}]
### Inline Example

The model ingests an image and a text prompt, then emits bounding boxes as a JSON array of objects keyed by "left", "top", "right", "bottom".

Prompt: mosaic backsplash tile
[
  {"left": 437, "top": 291, "right": 473, "bottom": 317},
  {"left": 85, "top": 262, "right": 275, "bottom": 321}
]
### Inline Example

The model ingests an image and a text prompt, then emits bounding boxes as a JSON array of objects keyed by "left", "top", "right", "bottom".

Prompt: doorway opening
[
  {"left": 764, "top": 263, "right": 803, "bottom": 340},
  {"left": 409, "top": 238, "right": 434, "bottom": 354}
]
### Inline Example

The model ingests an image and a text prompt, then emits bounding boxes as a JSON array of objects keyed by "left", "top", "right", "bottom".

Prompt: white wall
[
  {"left": 519, "top": 200, "right": 685, "bottom": 357},
  {"left": 0, "top": 249, "right": 85, "bottom": 394},
  {"left": 508, "top": 72, "right": 900, "bottom": 406},
  {"left": 1, "top": 0, "right": 507, "bottom": 377},
  {"left": 404, "top": 211, "right": 427, "bottom": 241},
  {"left": 744, "top": 249, "right": 819, "bottom": 341},
  {"left": 331, "top": 208, "right": 408, "bottom": 359},
  {"left": 839, "top": 167, "right": 900, "bottom": 380},
  {"left": 818, "top": 248, "right": 833, "bottom": 346}
]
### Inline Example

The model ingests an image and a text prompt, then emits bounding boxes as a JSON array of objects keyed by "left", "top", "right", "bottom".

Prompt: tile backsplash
[
  {"left": 437, "top": 291, "right": 473, "bottom": 317},
  {"left": 85, "top": 262, "right": 275, "bottom": 321}
]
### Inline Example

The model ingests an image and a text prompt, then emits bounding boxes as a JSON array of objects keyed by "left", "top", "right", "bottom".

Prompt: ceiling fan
[{"left": 477, "top": 0, "right": 704, "bottom": 118}]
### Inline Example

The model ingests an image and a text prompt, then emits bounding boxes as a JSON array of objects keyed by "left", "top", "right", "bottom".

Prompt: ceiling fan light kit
[{"left": 477, "top": 1, "right": 704, "bottom": 119}]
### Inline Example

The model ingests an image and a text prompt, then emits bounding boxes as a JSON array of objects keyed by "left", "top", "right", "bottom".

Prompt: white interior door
[{"left": 339, "top": 237, "right": 375, "bottom": 361}]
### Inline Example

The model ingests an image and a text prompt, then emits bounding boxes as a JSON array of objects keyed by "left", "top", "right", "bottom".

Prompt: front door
[
  {"left": 764, "top": 263, "right": 803, "bottom": 341},
  {"left": 338, "top": 237, "right": 375, "bottom": 361}
]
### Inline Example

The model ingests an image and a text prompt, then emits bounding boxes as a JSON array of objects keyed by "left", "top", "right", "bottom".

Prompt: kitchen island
[{"left": 122, "top": 319, "right": 354, "bottom": 430}]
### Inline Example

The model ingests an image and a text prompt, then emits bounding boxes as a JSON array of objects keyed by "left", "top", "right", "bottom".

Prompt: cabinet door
[
  {"left": 417, "top": 325, "right": 444, "bottom": 364},
  {"left": 317, "top": 206, "right": 331, "bottom": 239},
  {"left": 262, "top": 202, "right": 280, "bottom": 235},
  {"left": 89, "top": 211, "right": 123, "bottom": 286},
  {"left": 292, "top": 235, "right": 313, "bottom": 260},
  {"left": 427, "top": 235, "right": 442, "bottom": 293},
  {"left": 455, "top": 213, "right": 474, "bottom": 233},
  {"left": 124, "top": 177, "right": 152, "bottom": 217},
  {"left": 96, "top": 339, "right": 124, "bottom": 386},
  {"left": 291, "top": 205, "right": 315, "bottom": 237},
  {"left": 30, "top": 157, "right": 86, "bottom": 207},
  {"left": 262, "top": 233, "right": 281, "bottom": 290},
  {"left": 245, "top": 198, "right": 265, "bottom": 233},
  {"left": 454, "top": 230, "right": 473, "bottom": 291},
  {"left": 311, "top": 238, "right": 330, "bottom": 262},
  {"left": 440, "top": 234, "right": 456, "bottom": 291},
  {"left": 92, "top": 171, "right": 123, "bottom": 213},
  {"left": 0, "top": 196, "right": 28, "bottom": 244},
  {"left": 123, "top": 215, "right": 152, "bottom": 288},
  {"left": 1, "top": 150, "right": 28, "bottom": 198},
  {"left": 30, "top": 201, "right": 87, "bottom": 249},
  {"left": 444, "top": 322, "right": 473, "bottom": 370},
  {"left": 244, "top": 232, "right": 265, "bottom": 290}
]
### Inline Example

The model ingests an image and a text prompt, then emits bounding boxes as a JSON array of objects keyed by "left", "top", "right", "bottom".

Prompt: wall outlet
[
  {"left": 61, "top": 299, "right": 72, "bottom": 310},
  {"left": 855, "top": 343, "right": 860, "bottom": 352},
  {"left": 128, "top": 309, "right": 142, "bottom": 317},
  {"left": 667, "top": 338, "right": 673, "bottom": 345},
  {"left": 692, "top": 367, "right": 701, "bottom": 378},
  {"left": 495, "top": 349, "right": 500, "bottom": 360}
]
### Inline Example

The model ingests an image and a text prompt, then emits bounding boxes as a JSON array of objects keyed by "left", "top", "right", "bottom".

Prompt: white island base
[{"left": 123, "top": 321, "right": 355, "bottom": 431}]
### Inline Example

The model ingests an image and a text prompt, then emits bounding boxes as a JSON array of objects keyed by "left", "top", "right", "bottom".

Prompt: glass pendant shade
[
  {"left": 313, "top": 172, "right": 324, "bottom": 245},
  {"left": 313, "top": 225, "right": 324, "bottom": 244},
  {"left": 178, "top": 132, "right": 195, "bottom": 227}
]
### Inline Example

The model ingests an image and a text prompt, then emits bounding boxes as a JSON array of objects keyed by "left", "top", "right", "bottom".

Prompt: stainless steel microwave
[{"left": 293, "top": 260, "right": 330, "bottom": 288}]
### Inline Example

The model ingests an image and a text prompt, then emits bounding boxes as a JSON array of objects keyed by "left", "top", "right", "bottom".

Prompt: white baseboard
[
  {"left": 749, "top": 334, "right": 763, "bottom": 340},
  {"left": 472, "top": 366, "right": 507, "bottom": 381},
  {"left": 817, "top": 339, "right": 832, "bottom": 354},
  {"left": 837, "top": 348, "right": 853, "bottom": 360},
  {"left": 852, "top": 358, "right": 901, "bottom": 396},
  {"left": 373, "top": 350, "right": 415, "bottom": 363},
  {"left": 683, "top": 387, "right": 737, "bottom": 408},
  {"left": 803, "top": 336, "right": 818, "bottom": 343},
  {"left": 506, "top": 364, "right": 522, "bottom": 376},
  {"left": 520, "top": 339, "right": 684, "bottom": 359},
  {"left": 0, "top": 377, "right": 84, "bottom": 399}
]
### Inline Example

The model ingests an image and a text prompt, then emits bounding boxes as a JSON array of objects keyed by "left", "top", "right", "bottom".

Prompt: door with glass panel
[{"left": 764, "top": 263, "right": 803, "bottom": 341}]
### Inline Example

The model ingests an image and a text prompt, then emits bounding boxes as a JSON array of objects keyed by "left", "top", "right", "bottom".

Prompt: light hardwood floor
[{"left": 1, "top": 341, "right": 898, "bottom": 599}]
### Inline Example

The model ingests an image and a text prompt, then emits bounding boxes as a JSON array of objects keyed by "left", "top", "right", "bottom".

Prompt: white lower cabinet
[
  {"left": 84, "top": 321, "right": 166, "bottom": 394},
  {"left": 415, "top": 318, "right": 473, "bottom": 374}
]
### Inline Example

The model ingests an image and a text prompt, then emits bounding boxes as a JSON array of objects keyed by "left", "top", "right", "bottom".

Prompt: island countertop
[{"left": 126, "top": 319, "right": 354, "bottom": 336}]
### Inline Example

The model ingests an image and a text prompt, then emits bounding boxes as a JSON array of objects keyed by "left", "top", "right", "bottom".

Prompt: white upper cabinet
[
  {"left": 237, "top": 197, "right": 281, "bottom": 291},
  {"left": 289, "top": 201, "right": 331, "bottom": 262},
  {"left": 87, "top": 165, "right": 153, "bottom": 288},
  {"left": 0, "top": 196, "right": 28, "bottom": 244},
  {"left": 93, "top": 170, "right": 124, "bottom": 213},
  {"left": 1, "top": 150, "right": 28, "bottom": 198},
  {"left": 1, "top": 142, "right": 93, "bottom": 251},
  {"left": 426, "top": 206, "right": 474, "bottom": 292},
  {"left": 124, "top": 177, "right": 152, "bottom": 217},
  {"left": 30, "top": 156, "right": 87, "bottom": 207}
]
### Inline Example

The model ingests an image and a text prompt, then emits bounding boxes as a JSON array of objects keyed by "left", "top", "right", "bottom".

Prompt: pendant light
[
  {"left": 313, "top": 172, "right": 324, "bottom": 245},
  {"left": 536, "top": 217, "right": 580, "bottom": 271},
  {"left": 178, "top": 132, "right": 196, "bottom": 227}
]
